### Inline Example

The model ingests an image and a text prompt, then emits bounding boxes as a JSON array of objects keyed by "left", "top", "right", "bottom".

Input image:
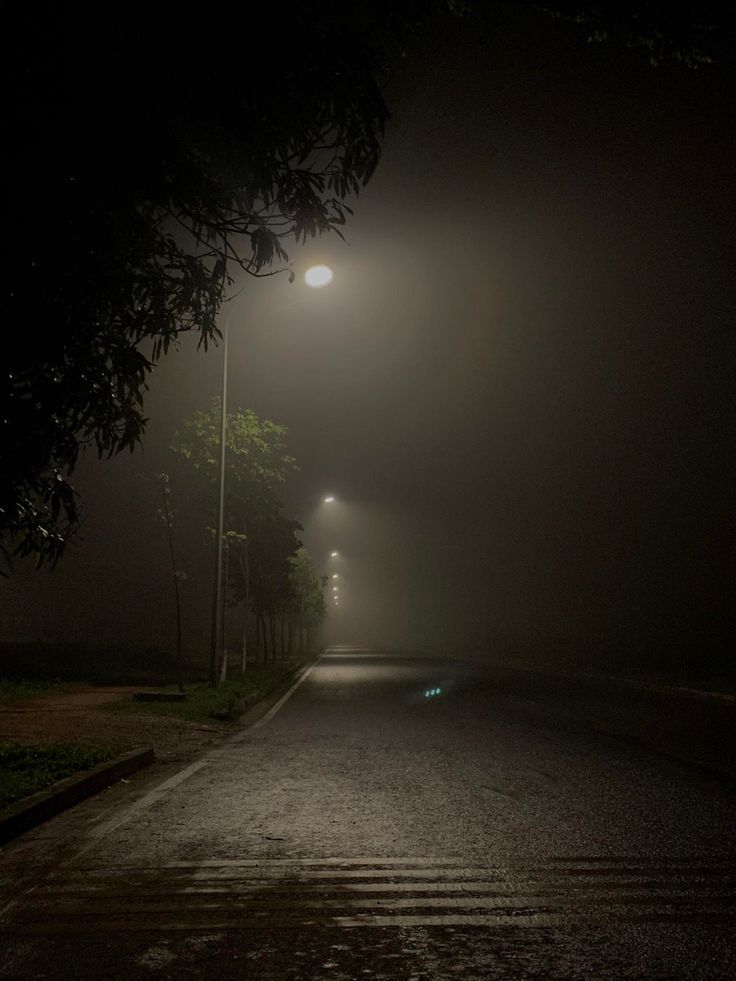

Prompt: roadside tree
[
  {"left": 3, "top": 3, "right": 717, "bottom": 566},
  {"left": 172, "top": 401, "right": 300, "bottom": 676},
  {"left": 288, "top": 548, "right": 328, "bottom": 655}
]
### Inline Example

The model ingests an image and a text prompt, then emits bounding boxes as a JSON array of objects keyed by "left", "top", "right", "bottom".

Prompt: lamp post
[
  {"left": 209, "top": 265, "right": 333, "bottom": 687},
  {"left": 209, "top": 308, "right": 230, "bottom": 687}
]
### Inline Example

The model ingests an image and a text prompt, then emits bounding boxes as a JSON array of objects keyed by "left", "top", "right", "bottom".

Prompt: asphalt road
[{"left": 1, "top": 647, "right": 734, "bottom": 979}]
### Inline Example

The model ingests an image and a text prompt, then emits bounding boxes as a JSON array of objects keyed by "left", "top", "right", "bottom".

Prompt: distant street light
[
  {"left": 332, "top": 586, "right": 339, "bottom": 592},
  {"left": 332, "top": 573, "right": 339, "bottom": 579},
  {"left": 305, "top": 264, "right": 334, "bottom": 288},
  {"left": 323, "top": 495, "right": 335, "bottom": 504},
  {"left": 330, "top": 550, "right": 339, "bottom": 558}
]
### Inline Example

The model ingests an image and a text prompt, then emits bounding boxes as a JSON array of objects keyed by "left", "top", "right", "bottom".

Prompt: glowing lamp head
[
  {"left": 330, "top": 551, "right": 339, "bottom": 557},
  {"left": 305, "top": 264, "right": 333, "bottom": 288},
  {"left": 323, "top": 496, "right": 335, "bottom": 504}
]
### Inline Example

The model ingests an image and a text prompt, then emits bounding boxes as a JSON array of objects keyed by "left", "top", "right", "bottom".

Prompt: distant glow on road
[
  {"left": 330, "top": 551, "right": 339, "bottom": 557},
  {"left": 332, "top": 586, "right": 338, "bottom": 592},
  {"left": 323, "top": 496, "right": 335, "bottom": 504},
  {"left": 424, "top": 687, "right": 443, "bottom": 698},
  {"left": 305, "top": 264, "right": 333, "bottom": 288}
]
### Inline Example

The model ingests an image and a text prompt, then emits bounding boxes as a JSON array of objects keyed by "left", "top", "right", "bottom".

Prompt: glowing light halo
[{"left": 305, "top": 264, "right": 333, "bottom": 288}]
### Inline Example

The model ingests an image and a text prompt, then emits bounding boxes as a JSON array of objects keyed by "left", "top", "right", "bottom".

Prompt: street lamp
[
  {"left": 305, "top": 264, "right": 333, "bottom": 288},
  {"left": 210, "top": 265, "right": 334, "bottom": 687},
  {"left": 332, "top": 573, "right": 339, "bottom": 579},
  {"left": 330, "top": 550, "right": 339, "bottom": 558},
  {"left": 323, "top": 495, "right": 335, "bottom": 504},
  {"left": 209, "top": 305, "right": 232, "bottom": 687}
]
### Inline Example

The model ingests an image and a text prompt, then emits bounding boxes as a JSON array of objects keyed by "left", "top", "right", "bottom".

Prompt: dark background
[{"left": 2, "top": 6, "right": 734, "bottom": 675}]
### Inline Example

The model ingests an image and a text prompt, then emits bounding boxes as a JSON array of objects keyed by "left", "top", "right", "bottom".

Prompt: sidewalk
[{"left": 0, "top": 687, "right": 232, "bottom": 766}]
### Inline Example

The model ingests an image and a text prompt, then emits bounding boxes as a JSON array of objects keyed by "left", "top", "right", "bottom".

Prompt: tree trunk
[
  {"left": 241, "top": 537, "right": 250, "bottom": 673},
  {"left": 241, "top": 607, "right": 248, "bottom": 673},
  {"left": 269, "top": 613, "right": 277, "bottom": 660},
  {"left": 173, "top": 568, "right": 183, "bottom": 692},
  {"left": 219, "top": 538, "right": 230, "bottom": 683},
  {"left": 260, "top": 611, "right": 268, "bottom": 661},
  {"left": 160, "top": 479, "right": 184, "bottom": 693}
]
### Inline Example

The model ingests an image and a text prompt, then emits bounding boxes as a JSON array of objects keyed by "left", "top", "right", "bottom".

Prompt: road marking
[
  {"left": 6, "top": 908, "right": 735, "bottom": 933},
  {"left": 4, "top": 857, "right": 734, "bottom": 933},
  {"left": 63, "top": 855, "right": 736, "bottom": 872},
  {"left": 250, "top": 659, "right": 319, "bottom": 730},
  {"left": 78, "top": 857, "right": 465, "bottom": 869},
  {"left": 71, "top": 658, "right": 321, "bottom": 851},
  {"left": 25, "top": 890, "right": 736, "bottom": 908}
]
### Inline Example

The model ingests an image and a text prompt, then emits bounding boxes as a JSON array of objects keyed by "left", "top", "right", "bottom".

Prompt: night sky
[{"left": 3, "top": 6, "right": 734, "bottom": 668}]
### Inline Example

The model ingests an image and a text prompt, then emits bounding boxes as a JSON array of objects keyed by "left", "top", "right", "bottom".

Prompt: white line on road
[
  {"left": 71, "top": 857, "right": 463, "bottom": 869},
  {"left": 249, "top": 659, "right": 319, "bottom": 730},
  {"left": 6, "top": 911, "right": 667, "bottom": 932},
  {"left": 75, "top": 657, "right": 321, "bottom": 850},
  {"left": 8, "top": 854, "right": 735, "bottom": 933}
]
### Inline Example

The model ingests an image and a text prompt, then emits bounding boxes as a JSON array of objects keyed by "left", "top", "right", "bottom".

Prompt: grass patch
[
  {"left": 0, "top": 679, "right": 57, "bottom": 706},
  {"left": 0, "top": 742, "right": 117, "bottom": 810},
  {"left": 105, "top": 662, "right": 306, "bottom": 725}
]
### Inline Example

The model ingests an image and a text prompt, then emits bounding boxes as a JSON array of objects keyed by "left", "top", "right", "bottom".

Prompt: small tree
[
  {"left": 288, "top": 548, "right": 327, "bottom": 654},
  {"left": 245, "top": 510, "right": 302, "bottom": 662},
  {"left": 172, "top": 400, "right": 300, "bottom": 677}
]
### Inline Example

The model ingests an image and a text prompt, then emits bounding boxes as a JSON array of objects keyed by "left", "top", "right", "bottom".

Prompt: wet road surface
[{"left": 1, "top": 647, "right": 734, "bottom": 978}]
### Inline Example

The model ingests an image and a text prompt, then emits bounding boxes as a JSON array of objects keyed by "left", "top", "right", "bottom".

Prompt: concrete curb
[
  {"left": 0, "top": 746, "right": 154, "bottom": 846},
  {"left": 0, "top": 657, "right": 317, "bottom": 846},
  {"left": 236, "top": 655, "right": 319, "bottom": 725}
]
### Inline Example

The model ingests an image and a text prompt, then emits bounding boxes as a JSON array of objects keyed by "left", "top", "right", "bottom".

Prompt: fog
[{"left": 2, "top": 8, "right": 734, "bottom": 672}]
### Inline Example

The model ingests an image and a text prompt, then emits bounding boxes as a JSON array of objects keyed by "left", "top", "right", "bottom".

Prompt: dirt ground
[{"left": 0, "top": 688, "right": 232, "bottom": 765}]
